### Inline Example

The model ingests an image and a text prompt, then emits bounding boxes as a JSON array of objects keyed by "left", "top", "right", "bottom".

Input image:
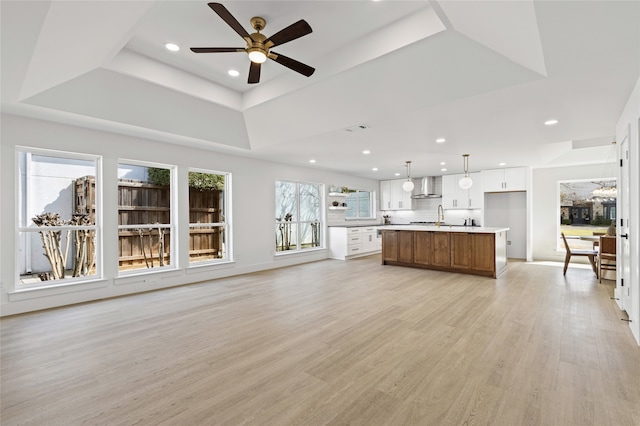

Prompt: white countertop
[
  {"left": 379, "top": 225, "right": 509, "bottom": 234},
  {"left": 328, "top": 224, "right": 381, "bottom": 228}
]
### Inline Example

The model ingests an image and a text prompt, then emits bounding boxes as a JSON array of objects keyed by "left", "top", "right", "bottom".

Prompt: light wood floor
[{"left": 1, "top": 257, "right": 639, "bottom": 425}]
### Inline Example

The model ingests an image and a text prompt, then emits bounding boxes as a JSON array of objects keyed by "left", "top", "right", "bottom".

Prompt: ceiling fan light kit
[{"left": 190, "top": 2, "right": 315, "bottom": 84}]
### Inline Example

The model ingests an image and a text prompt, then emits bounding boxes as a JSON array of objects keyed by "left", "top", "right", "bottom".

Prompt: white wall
[
  {"left": 0, "top": 114, "right": 379, "bottom": 316},
  {"left": 485, "top": 192, "right": 526, "bottom": 259},
  {"left": 531, "top": 162, "right": 616, "bottom": 262},
  {"left": 615, "top": 76, "right": 640, "bottom": 343}
]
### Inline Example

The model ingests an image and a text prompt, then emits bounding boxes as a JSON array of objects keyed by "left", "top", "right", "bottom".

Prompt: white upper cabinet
[
  {"left": 442, "top": 174, "right": 462, "bottom": 209},
  {"left": 482, "top": 167, "right": 526, "bottom": 192},
  {"left": 442, "top": 173, "right": 482, "bottom": 209},
  {"left": 468, "top": 172, "right": 483, "bottom": 208},
  {"left": 380, "top": 179, "right": 412, "bottom": 210}
]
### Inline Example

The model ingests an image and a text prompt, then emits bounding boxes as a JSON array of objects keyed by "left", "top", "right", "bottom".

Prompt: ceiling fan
[{"left": 191, "top": 2, "right": 315, "bottom": 84}]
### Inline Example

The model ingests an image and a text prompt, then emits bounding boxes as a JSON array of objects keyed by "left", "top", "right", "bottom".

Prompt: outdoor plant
[
  {"left": 148, "top": 168, "right": 224, "bottom": 190},
  {"left": 276, "top": 213, "right": 293, "bottom": 251},
  {"left": 32, "top": 212, "right": 95, "bottom": 280}
]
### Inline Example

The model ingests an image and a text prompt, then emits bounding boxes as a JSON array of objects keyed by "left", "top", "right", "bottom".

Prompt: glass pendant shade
[
  {"left": 459, "top": 176, "right": 473, "bottom": 189},
  {"left": 403, "top": 180, "right": 414, "bottom": 192},
  {"left": 402, "top": 160, "right": 414, "bottom": 192},
  {"left": 458, "top": 154, "right": 473, "bottom": 189}
]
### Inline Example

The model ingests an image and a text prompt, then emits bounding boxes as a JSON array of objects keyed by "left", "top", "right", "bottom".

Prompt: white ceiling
[{"left": 1, "top": 1, "right": 638, "bottom": 179}]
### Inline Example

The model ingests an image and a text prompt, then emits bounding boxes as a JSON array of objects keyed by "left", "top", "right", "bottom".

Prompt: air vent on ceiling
[{"left": 344, "top": 124, "right": 371, "bottom": 132}]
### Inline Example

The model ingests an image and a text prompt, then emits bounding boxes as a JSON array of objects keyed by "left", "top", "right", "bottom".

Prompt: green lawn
[{"left": 561, "top": 225, "right": 609, "bottom": 236}]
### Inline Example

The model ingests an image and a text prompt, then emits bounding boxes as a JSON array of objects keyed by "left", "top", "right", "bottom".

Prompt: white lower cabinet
[{"left": 329, "top": 226, "right": 381, "bottom": 260}]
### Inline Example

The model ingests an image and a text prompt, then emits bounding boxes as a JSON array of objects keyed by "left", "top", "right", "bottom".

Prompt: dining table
[{"left": 579, "top": 235, "right": 601, "bottom": 249}]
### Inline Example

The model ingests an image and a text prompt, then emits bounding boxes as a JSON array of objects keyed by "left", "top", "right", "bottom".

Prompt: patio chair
[{"left": 561, "top": 233, "right": 598, "bottom": 277}]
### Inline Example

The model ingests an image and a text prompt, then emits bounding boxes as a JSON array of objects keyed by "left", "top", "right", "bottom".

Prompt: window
[
  {"left": 345, "top": 189, "right": 374, "bottom": 219},
  {"left": 275, "top": 181, "right": 322, "bottom": 252},
  {"left": 188, "top": 169, "right": 230, "bottom": 264},
  {"left": 17, "top": 149, "right": 101, "bottom": 288},
  {"left": 118, "top": 161, "right": 175, "bottom": 273},
  {"left": 559, "top": 178, "right": 616, "bottom": 250}
]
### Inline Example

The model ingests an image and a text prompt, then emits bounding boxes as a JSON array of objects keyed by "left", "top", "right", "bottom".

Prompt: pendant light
[
  {"left": 402, "top": 161, "right": 414, "bottom": 192},
  {"left": 458, "top": 154, "right": 473, "bottom": 189}
]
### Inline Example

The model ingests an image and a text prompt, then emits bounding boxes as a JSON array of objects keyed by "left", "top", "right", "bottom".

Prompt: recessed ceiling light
[
  {"left": 228, "top": 69, "right": 240, "bottom": 77},
  {"left": 372, "top": 167, "right": 378, "bottom": 171},
  {"left": 441, "top": 168, "right": 447, "bottom": 172},
  {"left": 544, "top": 119, "right": 559, "bottom": 126},
  {"left": 436, "top": 138, "right": 446, "bottom": 143},
  {"left": 164, "top": 43, "right": 180, "bottom": 52},
  {"left": 362, "top": 150, "right": 370, "bottom": 155},
  {"left": 440, "top": 162, "right": 446, "bottom": 165},
  {"left": 499, "top": 162, "right": 506, "bottom": 166},
  {"left": 309, "top": 159, "right": 316, "bottom": 163},
  {"left": 394, "top": 172, "right": 400, "bottom": 176}
]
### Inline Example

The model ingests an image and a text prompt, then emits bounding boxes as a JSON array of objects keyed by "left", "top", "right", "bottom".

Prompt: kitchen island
[{"left": 380, "top": 225, "right": 509, "bottom": 278}]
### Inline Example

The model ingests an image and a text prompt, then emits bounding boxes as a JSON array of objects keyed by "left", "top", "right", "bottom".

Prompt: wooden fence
[{"left": 75, "top": 176, "right": 223, "bottom": 269}]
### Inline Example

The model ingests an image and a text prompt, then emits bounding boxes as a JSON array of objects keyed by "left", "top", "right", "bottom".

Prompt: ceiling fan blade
[
  {"left": 248, "top": 61, "right": 261, "bottom": 84},
  {"left": 208, "top": 2, "right": 251, "bottom": 41},
  {"left": 269, "top": 52, "right": 315, "bottom": 77},
  {"left": 190, "top": 47, "right": 245, "bottom": 53},
  {"left": 264, "top": 20, "right": 312, "bottom": 49}
]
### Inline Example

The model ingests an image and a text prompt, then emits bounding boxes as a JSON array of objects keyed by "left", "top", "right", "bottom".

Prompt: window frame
[
  {"left": 16, "top": 147, "right": 103, "bottom": 290},
  {"left": 275, "top": 180, "right": 324, "bottom": 253},
  {"left": 117, "top": 159, "right": 177, "bottom": 276},
  {"left": 345, "top": 189, "right": 376, "bottom": 220},
  {"left": 557, "top": 177, "right": 617, "bottom": 251},
  {"left": 187, "top": 167, "right": 232, "bottom": 266}
]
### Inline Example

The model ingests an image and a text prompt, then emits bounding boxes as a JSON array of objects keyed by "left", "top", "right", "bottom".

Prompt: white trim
[{"left": 8, "top": 279, "right": 109, "bottom": 301}]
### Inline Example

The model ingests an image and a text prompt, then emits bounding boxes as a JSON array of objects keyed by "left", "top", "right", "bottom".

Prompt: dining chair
[
  {"left": 591, "top": 231, "right": 606, "bottom": 249},
  {"left": 561, "top": 233, "right": 598, "bottom": 277},
  {"left": 598, "top": 236, "right": 616, "bottom": 283}
]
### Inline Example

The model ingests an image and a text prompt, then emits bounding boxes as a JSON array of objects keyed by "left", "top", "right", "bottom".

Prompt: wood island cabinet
[
  {"left": 398, "top": 231, "right": 414, "bottom": 263},
  {"left": 382, "top": 230, "right": 398, "bottom": 262},
  {"left": 471, "top": 233, "right": 495, "bottom": 272},
  {"left": 413, "top": 231, "right": 433, "bottom": 265},
  {"left": 432, "top": 232, "right": 451, "bottom": 267},
  {"left": 450, "top": 232, "right": 472, "bottom": 269},
  {"left": 381, "top": 228, "right": 507, "bottom": 278}
]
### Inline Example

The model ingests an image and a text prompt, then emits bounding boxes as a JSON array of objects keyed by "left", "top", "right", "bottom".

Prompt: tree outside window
[{"left": 275, "top": 181, "right": 322, "bottom": 252}]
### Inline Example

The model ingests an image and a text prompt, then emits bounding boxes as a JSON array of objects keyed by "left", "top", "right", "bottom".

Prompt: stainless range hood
[{"left": 410, "top": 176, "right": 442, "bottom": 199}]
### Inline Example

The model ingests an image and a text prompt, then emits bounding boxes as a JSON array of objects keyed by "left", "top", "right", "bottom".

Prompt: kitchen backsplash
[{"left": 327, "top": 197, "right": 482, "bottom": 227}]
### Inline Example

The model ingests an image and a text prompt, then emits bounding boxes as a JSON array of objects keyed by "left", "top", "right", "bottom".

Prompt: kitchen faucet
[{"left": 437, "top": 204, "right": 445, "bottom": 227}]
